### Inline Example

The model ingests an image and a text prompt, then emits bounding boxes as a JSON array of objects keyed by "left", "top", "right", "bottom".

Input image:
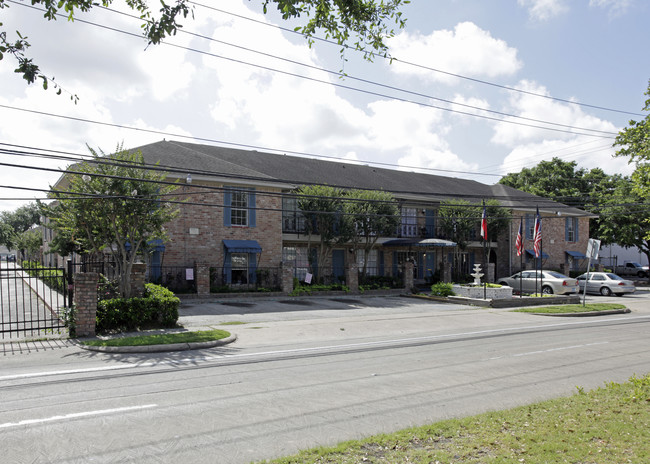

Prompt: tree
[
  {"left": 0, "top": 201, "right": 42, "bottom": 250},
  {"left": 15, "top": 228, "right": 43, "bottom": 262},
  {"left": 437, "top": 199, "right": 480, "bottom": 251},
  {"left": 344, "top": 189, "right": 399, "bottom": 277},
  {"left": 499, "top": 158, "right": 596, "bottom": 207},
  {"left": 0, "top": 0, "right": 408, "bottom": 96},
  {"left": 594, "top": 175, "right": 650, "bottom": 272},
  {"left": 296, "top": 184, "right": 353, "bottom": 280},
  {"left": 614, "top": 79, "right": 650, "bottom": 240},
  {"left": 45, "top": 145, "right": 179, "bottom": 297}
]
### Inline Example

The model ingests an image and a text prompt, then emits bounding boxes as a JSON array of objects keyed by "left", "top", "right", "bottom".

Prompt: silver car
[
  {"left": 498, "top": 270, "right": 579, "bottom": 295},
  {"left": 576, "top": 272, "right": 636, "bottom": 297}
]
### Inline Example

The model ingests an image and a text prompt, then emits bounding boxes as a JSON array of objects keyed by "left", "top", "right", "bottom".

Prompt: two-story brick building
[{"left": 47, "top": 140, "right": 595, "bottom": 287}]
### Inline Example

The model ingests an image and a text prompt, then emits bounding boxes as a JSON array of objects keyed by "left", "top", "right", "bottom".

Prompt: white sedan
[{"left": 576, "top": 272, "right": 636, "bottom": 297}]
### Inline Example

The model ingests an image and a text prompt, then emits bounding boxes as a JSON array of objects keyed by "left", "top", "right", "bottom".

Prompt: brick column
[
  {"left": 281, "top": 262, "right": 294, "bottom": 294},
  {"left": 403, "top": 261, "right": 414, "bottom": 291},
  {"left": 345, "top": 263, "right": 359, "bottom": 293},
  {"left": 130, "top": 262, "right": 146, "bottom": 297},
  {"left": 196, "top": 262, "right": 210, "bottom": 295},
  {"left": 74, "top": 272, "right": 99, "bottom": 337}
]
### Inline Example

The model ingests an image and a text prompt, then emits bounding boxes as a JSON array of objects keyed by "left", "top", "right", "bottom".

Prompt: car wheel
[
  {"left": 542, "top": 286, "right": 553, "bottom": 295},
  {"left": 638, "top": 271, "right": 645, "bottom": 278},
  {"left": 600, "top": 287, "right": 612, "bottom": 297}
]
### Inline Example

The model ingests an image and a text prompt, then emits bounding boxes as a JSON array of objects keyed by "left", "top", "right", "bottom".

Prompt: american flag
[
  {"left": 533, "top": 206, "right": 542, "bottom": 258},
  {"left": 480, "top": 204, "right": 488, "bottom": 241},
  {"left": 515, "top": 219, "right": 523, "bottom": 257}
]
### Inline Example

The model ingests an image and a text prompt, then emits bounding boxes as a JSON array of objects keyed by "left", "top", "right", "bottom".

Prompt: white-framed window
[
  {"left": 231, "top": 190, "right": 248, "bottom": 226},
  {"left": 401, "top": 207, "right": 418, "bottom": 237},
  {"left": 283, "top": 246, "right": 310, "bottom": 281},
  {"left": 566, "top": 217, "right": 578, "bottom": 242},
  {"left": 230, "top": 252, "right": 249, "bottom": 284},
  {"left": 356, "top": 249, "right": 378, "bottom": 275}
]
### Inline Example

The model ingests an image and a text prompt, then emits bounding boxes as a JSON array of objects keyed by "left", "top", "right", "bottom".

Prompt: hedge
[{"left": 96, "top": 283, "right": 179, "bottom": 334}]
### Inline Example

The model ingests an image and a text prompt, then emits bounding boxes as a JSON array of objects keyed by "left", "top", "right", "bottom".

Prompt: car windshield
[
  {"left": 606, "top": 273, "right": 624, "bottom": 280},
  {"left": 544, "top": 271, "right": 568, "bottom": 279},
  {"left": 629, "top": 262, "right": 642, "bottom": 267}
]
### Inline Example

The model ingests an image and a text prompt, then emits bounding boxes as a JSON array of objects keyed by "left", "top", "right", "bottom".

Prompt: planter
[{"left": 451, "top": 284, "right": 513, "bottom": 300}]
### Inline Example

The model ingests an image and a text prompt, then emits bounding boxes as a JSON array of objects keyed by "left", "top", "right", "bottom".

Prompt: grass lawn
[
  {"left": 514, "top": 303, "right": 627, "bottom": 314},
  {"left": 81, "top": 329, "right": 231, "bottom": 347},
  {"left": 263, "top": 374, "right": 650, "bottom": 463}
]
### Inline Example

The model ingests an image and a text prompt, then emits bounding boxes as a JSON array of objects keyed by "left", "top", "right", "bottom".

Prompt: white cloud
[
  {"left": 490, "top": 80, "right": 619, "bottom": 146},
  {"left": 518, "top": 0, "right": 569, "bottom": 21},
  {"left": 589, "top": 0, "right": 633, "bottom": 17},
  {"left": 499, "top": 138, "right": 633, "bottom": 177},
  {"left": 387, "top": 22, "right": 522, "bottom": 84}
]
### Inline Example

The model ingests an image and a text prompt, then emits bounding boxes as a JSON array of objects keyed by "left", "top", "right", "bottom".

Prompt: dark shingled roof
[{"left": 132, "top": 140, "right": 590, "bottom": 216}]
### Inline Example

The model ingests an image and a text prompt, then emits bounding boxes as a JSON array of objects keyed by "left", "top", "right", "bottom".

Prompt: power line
[
  {"left": 189, "top": 1, "right": 644, "bottom": 118},
  {"left": 7, "top": 0, "right": 620, "bottom": 139}
]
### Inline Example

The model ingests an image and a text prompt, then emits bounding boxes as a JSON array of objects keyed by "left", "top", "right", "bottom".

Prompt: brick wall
[
  {"left": 162, "top": 183, "right": 283, "bottom": 269},
  {"left": 74, "top": 272, "right": 98, "bottom": 337}
]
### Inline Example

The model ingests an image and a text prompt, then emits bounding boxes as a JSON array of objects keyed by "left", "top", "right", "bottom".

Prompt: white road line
[
  {"left": 488, "top": 341, "right": 609, "bottom": 360},
  {"left": 1, "top": 315, "right": 647, "bottom": 382},
  {"left": 0, "top": 404, "right": 157, "bottom": 429}
]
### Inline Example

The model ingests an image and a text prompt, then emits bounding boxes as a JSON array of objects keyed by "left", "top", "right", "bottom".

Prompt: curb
[
  {"left": 528, "top": 308, "right": 631, "bottom": 317},
  {"left": 76, "top": 333, "right": 237, "bottom": 353}
]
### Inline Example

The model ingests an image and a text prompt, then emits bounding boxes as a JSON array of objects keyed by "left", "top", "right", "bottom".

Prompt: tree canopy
[
  {"left": 0, "top": 201, "right": 41, "bottom": 251},
  {"left": 614, "top": 79, "right": 650, "bottom": 236},
  {"left": 45, "top": 145, "right": 178, "bottom": 297},
  {"left": 0, "top": 0, "right": 408, "bottom": 96},
  {"left": 344, "top": 188, "right": 399, "bottom": 276}
]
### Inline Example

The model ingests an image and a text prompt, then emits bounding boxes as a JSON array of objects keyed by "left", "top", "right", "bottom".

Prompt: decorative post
[
  {"left": 346, "top": 262, "right": 359, "bottom": 293},
  {"left": 196, "top": 262, "right": 211, "bottom": 295},
  {"left": 403, "top": 261, "right": 414, "bottom": 291},
  {"left": 74, "top": 272, "right": 99, "bottom": 337},
  {"left": 130, "top": 262, "right": 147, "bottom": 297},
  {"left": 281, "top": 262, "right": 294, "bottom": 294}
]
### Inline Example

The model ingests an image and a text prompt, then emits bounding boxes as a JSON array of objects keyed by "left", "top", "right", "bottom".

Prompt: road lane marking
[
  {"left": 1, "top": 315, "right": 647, "bottom": 382},
  {"left": 0, "top": 404, "right": 157, "bottom": 429},
  {"left": 488, "top": 341, "right": 609, "bottom": 360}
]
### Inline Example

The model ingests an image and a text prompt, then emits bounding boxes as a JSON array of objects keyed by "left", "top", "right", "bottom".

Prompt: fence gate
[{"left": 0, "top": 265, "right": 68, "bottom": 340}]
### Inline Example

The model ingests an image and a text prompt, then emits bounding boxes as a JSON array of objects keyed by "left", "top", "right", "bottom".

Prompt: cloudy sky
[{"left": 0, "top": 0, "right": 648, "bottom": 212}]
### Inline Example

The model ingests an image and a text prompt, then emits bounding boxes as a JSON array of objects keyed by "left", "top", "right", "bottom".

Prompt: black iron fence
[
  {"left": 210, "top": 267, "right": 282, "bottom": 293},
  {"left": 148, "top": 266, "right": 197, "bottom": 294},
  {"left": 1, "top": 264, "right": 68, "bottom": 339},
  {"left": 358, "top": 267, "right": 403, "bottom": 289}
]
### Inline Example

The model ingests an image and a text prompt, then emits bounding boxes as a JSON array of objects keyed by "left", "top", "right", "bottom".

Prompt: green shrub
[
  {"left": 96, "top": 283, "right": 179, "bottom": 334},
  {"left": 290, "top": 283, "right": 350, "bottom": 296},
  {"left": 430, "top": 282, "right": 455, "bottom": 297}
]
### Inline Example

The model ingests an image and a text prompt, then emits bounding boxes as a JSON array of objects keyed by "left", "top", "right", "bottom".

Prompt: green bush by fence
[
  {"left": 21, "top": 260, "right": 66, "bottom": 294},
  {"left": 96, "top": 283, "right": 179, "bottom": 334}
]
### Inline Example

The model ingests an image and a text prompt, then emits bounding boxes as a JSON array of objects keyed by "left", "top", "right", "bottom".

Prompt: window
[
  {"left": 230, "top": 253, "right": 249, "bottom": 284},
  {"left": 224, "top": 188, "right": 256, "bottom": 227},
  {"left": 401, "top": 207, "right": 417, "bottom": 237},
  {"left": 282, "top": 196, "right": 306, "bottom": 233},
  {"left": 231, "top": 191, "right": 248, "bottom": 226},
  {"left": 565, "top": 217, "right": 579, "bottom": 242},
  {"left": 356, "top": 249, "right": 378, "bottom": 275},
  {"left": 283, "top": 246, "right": 310, "bottom": 281}
]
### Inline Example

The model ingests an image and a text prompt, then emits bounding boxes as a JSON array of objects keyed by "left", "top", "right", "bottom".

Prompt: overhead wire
[
  {"left": 6, "top": 0, "right": 620, "bottom": 140},
  {"left": 188, "top": 1, "right": 643, "bottom": 118}
]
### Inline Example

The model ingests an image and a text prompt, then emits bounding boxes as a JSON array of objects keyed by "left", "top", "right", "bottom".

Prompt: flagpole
[{"left": 518, "top": 216, "right": 526, "bottom": 298}]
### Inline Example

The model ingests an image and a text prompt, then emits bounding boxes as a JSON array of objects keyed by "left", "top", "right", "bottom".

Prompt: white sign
[
  {"left": 304, "top": 272, "right": 313, "bottom": 284},
  {"left": 586, "top": 238, "right": 601, "bottom": 260},
  {"left": 186, "top": 268, "right": 194, "bottom": 280}
]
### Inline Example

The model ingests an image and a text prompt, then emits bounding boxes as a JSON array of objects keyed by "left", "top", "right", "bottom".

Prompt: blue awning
[
  {"left": 383, "top": 238, "right": 456, "bottom": 248},
  {"left": 525, "top": 249, "right": 550, "bottom": 259},
  {"left": 223, "top": 239, "right": 262, "bottom": 253},
  {"left": 566, "top": 250, "right": 587, "bottom": 259}
]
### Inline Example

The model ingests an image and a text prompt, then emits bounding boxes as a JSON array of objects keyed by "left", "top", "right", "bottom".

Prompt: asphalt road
[{"left": 1, "top": 292, "right": 649, "bottom": 463}]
